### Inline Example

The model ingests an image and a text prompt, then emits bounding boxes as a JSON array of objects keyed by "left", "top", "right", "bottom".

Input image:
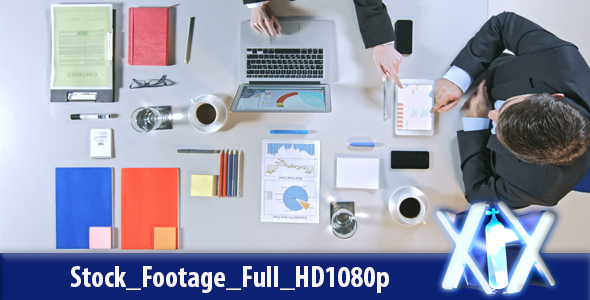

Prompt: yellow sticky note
[
  {"left": 154, "top": 227, "right": 177, "bottom": 250},
  {"left": 191, "top": 174, "right": 217, "bottom": 197}
]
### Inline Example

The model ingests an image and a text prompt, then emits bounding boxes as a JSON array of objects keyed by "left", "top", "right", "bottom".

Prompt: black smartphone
[
  {"left": 394, "top": 20, "right": 413, "bottom": 54},
  {"left": 390, "top": 150, "right": 429, "bottom": 169}
]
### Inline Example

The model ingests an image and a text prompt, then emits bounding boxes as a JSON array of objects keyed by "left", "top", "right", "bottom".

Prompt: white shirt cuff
[
  {"left": 490, "top": 100, "right": 506, "bottom": 135},
  {"left": 463, "top": 118, "right": 490, "bottom": 131},
  {"left": 443, "top": 65, "right": 472, "bottom": 94},
  {"left": 246, "top": 1, "right": 269, "bottom": 8}
]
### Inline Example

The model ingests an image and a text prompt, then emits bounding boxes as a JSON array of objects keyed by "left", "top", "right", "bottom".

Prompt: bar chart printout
[{"left": 261, "top": 140, "right": 320, "bottom": 223}]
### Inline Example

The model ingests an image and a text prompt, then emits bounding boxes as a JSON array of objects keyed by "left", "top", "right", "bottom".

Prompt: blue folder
[{"left": 56, "top": 167, "right": 113, "bottom": 249}]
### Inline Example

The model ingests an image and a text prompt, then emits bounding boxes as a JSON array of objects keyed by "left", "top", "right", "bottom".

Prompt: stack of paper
[{"left": 336, "top": 157, "right": 380, "bottom": 189}]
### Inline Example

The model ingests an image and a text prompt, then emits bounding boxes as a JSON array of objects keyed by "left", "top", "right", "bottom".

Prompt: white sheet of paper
[{"left": 336, "top": 157, "right": 379, "bottom": 189}]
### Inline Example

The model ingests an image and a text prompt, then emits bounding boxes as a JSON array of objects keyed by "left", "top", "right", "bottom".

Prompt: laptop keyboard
[{"left": 246, "top": 48, "right": 324, "bottom": 79}]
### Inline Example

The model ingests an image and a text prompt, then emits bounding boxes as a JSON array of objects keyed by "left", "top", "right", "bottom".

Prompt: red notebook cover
[{"left": 128, "top": 7, "right": 170, "bottom": 66}]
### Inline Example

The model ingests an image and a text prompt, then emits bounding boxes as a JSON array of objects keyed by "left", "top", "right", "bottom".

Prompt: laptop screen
[{"left": 231, "top": 84, "right": 331, "bottom": 112}]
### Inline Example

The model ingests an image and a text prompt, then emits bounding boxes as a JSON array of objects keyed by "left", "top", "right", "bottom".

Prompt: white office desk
[{"left": 0, "top": 0, "right": 490, "bottom": 252}]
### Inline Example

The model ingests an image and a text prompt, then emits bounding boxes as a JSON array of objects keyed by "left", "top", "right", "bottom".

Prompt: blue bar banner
[{"left": 0, "top": 253, "right": 588, "bottom": 299}]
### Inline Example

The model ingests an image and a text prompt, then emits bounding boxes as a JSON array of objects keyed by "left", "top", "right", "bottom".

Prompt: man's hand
[
  {"left": 373, "top": 44, "right": 403, "bottom": 88},
  {"left": 463, "top": 80, "right": 491, "bottom": 118},
  {"left": 251, "top": 4, "right": 281, "bottom": 36},
  {"left": 431, "top": 78, "right": 464, "bottom": 113}
]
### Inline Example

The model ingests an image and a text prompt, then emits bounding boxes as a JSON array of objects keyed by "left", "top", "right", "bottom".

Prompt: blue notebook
[{"left": 56, "top": 167, "right": 113, "bottom": 249}]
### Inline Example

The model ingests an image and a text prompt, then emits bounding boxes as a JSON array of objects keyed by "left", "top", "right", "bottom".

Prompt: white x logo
[
  {"left": 437, "top": 202, "right": 555, "bottom": 294},
  {"left": 496, "top": 202, "right": 555, "bottom": 293}
]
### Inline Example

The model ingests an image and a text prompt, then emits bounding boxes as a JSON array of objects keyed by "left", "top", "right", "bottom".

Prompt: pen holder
[{"left": 188, "top": 95, "right": 227, "bottom": 133}]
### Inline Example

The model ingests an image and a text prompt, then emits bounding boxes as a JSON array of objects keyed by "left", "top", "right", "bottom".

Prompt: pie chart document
[{"left": 261, "top": 140, "right": 320, "bottom": 223}]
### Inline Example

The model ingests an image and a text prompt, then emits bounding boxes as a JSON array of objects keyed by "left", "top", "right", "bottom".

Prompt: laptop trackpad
[{"left": 270, "top": 22, "right": 300, "bottom": 45}]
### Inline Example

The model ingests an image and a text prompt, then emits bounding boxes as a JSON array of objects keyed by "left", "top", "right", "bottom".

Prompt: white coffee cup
[
  {"left": 388, "top": 186, "right": 429, "bottom": 226},
  {"left": 188, "top": 95, "right": 227, "bottom": 133}
]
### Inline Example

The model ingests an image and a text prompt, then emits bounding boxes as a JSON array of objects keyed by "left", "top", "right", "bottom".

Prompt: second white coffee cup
[{"left": 388, "top": 186, "right": 429, "bottom": 226}]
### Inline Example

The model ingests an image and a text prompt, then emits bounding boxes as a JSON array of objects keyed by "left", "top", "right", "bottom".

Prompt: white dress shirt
[{"left": 246, "top": 1, "right": 269, "bottom": 8}]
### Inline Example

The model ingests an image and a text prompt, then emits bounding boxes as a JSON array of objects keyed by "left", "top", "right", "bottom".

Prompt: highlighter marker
[{"left": 71, "top": 114, "right": 111, "bottom": 120}]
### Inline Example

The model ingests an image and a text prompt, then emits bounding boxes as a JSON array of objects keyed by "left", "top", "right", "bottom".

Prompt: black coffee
[
  {"left": 399, "top": 197, "right": 421, "bottom": 219},
  {"left": 196, "top": 103, "right": 216, "bottom": 125}
]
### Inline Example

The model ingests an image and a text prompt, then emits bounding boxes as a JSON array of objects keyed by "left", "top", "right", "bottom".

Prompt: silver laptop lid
[{"left": 240, "top": 19, "right": 331, "bottom": 84}]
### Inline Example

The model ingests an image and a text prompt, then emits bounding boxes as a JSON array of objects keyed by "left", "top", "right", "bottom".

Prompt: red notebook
[{"left": 128, "top": 7, "right": 170, "bottom": 66}]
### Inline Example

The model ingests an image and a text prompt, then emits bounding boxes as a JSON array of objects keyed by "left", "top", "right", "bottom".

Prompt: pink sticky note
[{"left": 89, "top": 227, "right": 112, "bottom": 249}]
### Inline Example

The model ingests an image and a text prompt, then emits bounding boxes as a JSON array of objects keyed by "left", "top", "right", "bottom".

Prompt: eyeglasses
[{"left": 129, "top": 75, "right": 174, "bottom": 89}]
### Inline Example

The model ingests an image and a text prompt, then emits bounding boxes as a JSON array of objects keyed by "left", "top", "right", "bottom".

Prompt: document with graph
[
  {"left": 261, "top": 140, "right": 320, "bottom": 223},
  {"left": 394, "top": 79, "right": 434, "bottom": 136}
]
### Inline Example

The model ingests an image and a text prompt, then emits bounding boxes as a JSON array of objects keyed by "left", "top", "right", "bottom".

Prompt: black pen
[{"left": 177, "top": 149, "right": 221, "bottom": 154}]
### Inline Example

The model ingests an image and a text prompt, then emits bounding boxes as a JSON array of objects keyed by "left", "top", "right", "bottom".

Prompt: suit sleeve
[
  {"left": 457, "top": 130, "right": 542, "bottom": 209},
  {"left": 243, "top": 0, "right": 265, "bottom": 4},
  {"left": 353, "top": 0, "right": 395, "bottom": 48},
  {"left": 457, "top": 130, "right": 494, "bottom": 202},
  {"left": 452, "top": 12, "right": 573, "bottom": 79}
]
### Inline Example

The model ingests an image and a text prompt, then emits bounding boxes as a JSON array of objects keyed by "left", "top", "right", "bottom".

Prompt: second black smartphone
[
  {"left": 394, "top": 20, "right": 413, "bottom": 54},
  {"left": 390, "top": 150, "right": 429, "bottom": 169}
]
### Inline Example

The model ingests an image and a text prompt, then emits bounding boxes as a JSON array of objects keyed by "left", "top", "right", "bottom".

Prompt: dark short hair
[{"left": 497, "top": 93, "right": 590, "bottom": 165}]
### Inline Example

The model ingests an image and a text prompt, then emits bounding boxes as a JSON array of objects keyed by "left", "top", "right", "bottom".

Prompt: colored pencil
[
  {"left": 218, "top": 150, "right": 224, "bottom": 197},
  {"left": 227, "top": 150, "right": 233, "bottom": 197},
  {"left": 237, "top": 150, "right": 243, "bottom": 197},
  {"left": 222, "top": 150, "right": 228, "bottom": 197},
  {"left": 232, "top": 150, "right": 238, "bottom": 197}
]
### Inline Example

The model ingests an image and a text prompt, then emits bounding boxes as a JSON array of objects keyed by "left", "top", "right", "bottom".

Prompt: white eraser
[{"left": 90, "top": 129, "right": 113, "bottom": 159}]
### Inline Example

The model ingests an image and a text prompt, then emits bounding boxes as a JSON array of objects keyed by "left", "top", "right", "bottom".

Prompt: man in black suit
[
  {"left": 242, "top": 0, "right": 403, "bottom": 87},
  {"left": 431, "top": 12, "right": 590, "bottom": 208}
]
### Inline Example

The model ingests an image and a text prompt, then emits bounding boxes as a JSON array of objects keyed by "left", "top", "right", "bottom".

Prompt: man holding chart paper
[{"left": 431, "top": 12, "right": 590, "bottom": 208}]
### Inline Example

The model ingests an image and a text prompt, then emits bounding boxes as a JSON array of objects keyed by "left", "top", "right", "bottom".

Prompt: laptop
[{"left": 230, "top": 18, "right": 332, "bottom": 113}]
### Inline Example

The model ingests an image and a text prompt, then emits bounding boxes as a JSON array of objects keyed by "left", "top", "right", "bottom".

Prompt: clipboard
[{"left": 50, "top": 4, "right": 115, "bottom": 102}]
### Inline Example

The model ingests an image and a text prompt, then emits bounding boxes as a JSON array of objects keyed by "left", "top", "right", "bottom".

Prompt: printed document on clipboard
[{"left": 50, "top": 4, "right": 114, "bottom": 102}]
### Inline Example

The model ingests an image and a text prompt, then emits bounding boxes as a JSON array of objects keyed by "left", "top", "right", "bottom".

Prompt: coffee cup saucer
[
  {"left": 388, "top": 186, "right": 429, "bottom": 226},
  {"left": 189, "top": 94, "right": 227, "bottom": 133}
]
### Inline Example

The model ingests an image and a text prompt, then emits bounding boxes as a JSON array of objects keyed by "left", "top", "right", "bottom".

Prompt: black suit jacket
[
  {"left": 454, "top": 12, "right": 590, "bottom": 208},
  {"left": 243, "top": 0, "right": 394, "bottom": 48},
  {"left": 243, "top": 0, "right": 265, "bottom": 4},
  {"left": 352, "top": 0, "right": 394, "bottom": 48}
]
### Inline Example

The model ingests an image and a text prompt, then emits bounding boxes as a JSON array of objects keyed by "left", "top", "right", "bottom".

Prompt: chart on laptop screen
[{"left": 237, "top": 86, "right": 326, "bottom": 110}]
